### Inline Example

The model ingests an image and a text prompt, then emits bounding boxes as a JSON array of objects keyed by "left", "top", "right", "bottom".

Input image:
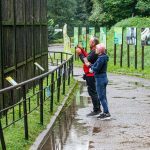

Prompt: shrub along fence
[{"left": 0, "top": 51, "right": 74, "bottom": 150}]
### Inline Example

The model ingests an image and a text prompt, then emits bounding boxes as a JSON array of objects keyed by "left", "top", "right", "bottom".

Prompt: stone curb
[{"left": 30, "top": 80, "right": 78, "bottom": 150}]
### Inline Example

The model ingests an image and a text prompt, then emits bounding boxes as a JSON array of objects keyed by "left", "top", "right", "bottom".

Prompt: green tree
[
  {"left": 74, "top": 0, "right": 88, "bottom": 25},
  {"left": 136, "top": 0, "right": 150, "bottom": 16},
  {"left": 89, "top": 0, "right": 150, "bottom": 27},
  {"left": 47, "top": 0, "right": 77, "bottom": 32}
]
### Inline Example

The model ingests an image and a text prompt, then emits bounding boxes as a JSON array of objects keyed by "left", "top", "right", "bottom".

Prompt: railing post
[
  {"left": 50, "top": 72, "right": 54, "bottom": 112},
  {"left": 68, "top": 61, "right": 70, "bottom": 85},
  {"left": 39, "top": 78, "right": 43, "bottom": 125},
  {"left": 22, "top": 85, "right": 28, "bottom": 140},
  {"left": 57, "top": 68, "right": 61, "bottom": 102},
  {"left": 61, "top": 53, "right": 63, "bottom": 63},
  {"left": 0, "top": 120, "right": 6, "bottom": 150},
  {"left": 63, "top": 63, "right": 66, "bottom": 95},
  {"left": 71, "top": 56, "right": 74, "bottom": 77}
]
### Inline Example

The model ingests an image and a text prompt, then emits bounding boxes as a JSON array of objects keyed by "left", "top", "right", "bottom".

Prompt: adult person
[
  {"left": 86, "top": 43, "right": 111, "bottom": 120},
  {"left": 76, "top": 37, "right": 101, "bottom": 116}
]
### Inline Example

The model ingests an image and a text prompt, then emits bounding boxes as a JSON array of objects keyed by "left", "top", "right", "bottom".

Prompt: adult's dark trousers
[{"left": 86, "top": 76, "right": 100, "bottom": 112}]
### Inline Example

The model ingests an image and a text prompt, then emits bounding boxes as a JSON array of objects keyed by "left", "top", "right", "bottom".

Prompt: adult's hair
[{"left": 91, "top": 37, "right": 99, "bottom": 45}]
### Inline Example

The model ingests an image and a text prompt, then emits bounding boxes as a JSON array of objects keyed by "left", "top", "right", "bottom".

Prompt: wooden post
[
  {"left": 13, "top": 0, "right": 17, "bottom": 80},
  {"left": 127, "top": 44, "right": 130, "bottom": 67},
  {"left": 120, "top": 44, "right": 123, "bottom": 67},
  {"left": 135, "top": 45, "right": 137, "bottom": 69},
  {"left": 0, "top": 0, "right": 4, "bottom": 110},
  {"left": 142, "top": 46, "right": 144, "bottom": 70},
  {"left": 120, "top": 29, "right": 123, "bottom": 67},
  {"left": 114, "top": 44, "right": 116, "bottom": 65}
]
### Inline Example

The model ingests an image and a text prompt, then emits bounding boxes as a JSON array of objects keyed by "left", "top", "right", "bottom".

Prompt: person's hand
[
  {"left": 89, "top": 68, "right": 93, "bottom": 73},
  {"left": 76, "top": 47, "right": 82, "bottom": 55}
]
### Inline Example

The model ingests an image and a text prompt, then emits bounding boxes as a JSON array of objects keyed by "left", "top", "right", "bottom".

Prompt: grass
[{"left": 0, "top": 77, "right": 76, "bottom": 150}]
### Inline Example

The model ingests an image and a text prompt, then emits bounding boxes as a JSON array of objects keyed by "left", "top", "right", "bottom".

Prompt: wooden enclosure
[{"left": 0, "top": 0, "right": 48, "bottom": 109}]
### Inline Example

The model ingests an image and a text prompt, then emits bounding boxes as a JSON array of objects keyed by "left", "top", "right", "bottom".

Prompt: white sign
[
  {"left": 6, "top": 76, "right": 18, "bottom": 86},
  {"left": 54, "top": 29, "right": 62, "bottom": 32},
  {"left": 34, "top": 62, "right": 45, "bottom": 72}
]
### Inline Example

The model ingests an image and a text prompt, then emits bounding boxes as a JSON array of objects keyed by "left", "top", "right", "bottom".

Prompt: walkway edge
[{"left": 30, "top": 80, "right": 78, "bottom": 150}]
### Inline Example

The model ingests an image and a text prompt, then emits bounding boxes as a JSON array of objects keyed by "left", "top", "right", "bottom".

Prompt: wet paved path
[
  {"left": 69, "top": 68, "right": 150, "bottom": 150},
  {"left": 46, "top": 45, "right": 150, "bottom": 149}
]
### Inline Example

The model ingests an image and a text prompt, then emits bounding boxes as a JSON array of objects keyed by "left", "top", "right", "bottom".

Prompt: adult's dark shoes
[{"left": 87, "top": 110, "right": 101, "bottom": 117}]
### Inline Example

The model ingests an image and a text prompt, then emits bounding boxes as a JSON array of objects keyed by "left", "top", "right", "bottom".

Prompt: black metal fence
[{"left": 0, "top": 51, "right": 74, "bottom": 150}]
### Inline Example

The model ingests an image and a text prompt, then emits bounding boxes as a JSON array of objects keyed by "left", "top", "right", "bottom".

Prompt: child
[{"left": 86, "top": 43, "right": 111, "bottom": 120}]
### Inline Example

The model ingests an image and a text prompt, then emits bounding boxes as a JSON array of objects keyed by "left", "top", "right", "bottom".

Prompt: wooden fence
[{"left": 0, "top": 0, "right": 48, "bottom": 110}]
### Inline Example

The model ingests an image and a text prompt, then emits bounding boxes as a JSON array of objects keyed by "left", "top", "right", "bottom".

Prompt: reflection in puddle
[
  {"left": 92, "top": 127, "right": 101, "bottom": 134},
  {"left": 41, "top": 86, "right": 90, "bottom": 150}
]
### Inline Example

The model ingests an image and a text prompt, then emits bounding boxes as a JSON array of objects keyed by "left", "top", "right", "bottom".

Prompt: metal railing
[{"left": 0, "top": 51, "right": 74, "bottom": 150}]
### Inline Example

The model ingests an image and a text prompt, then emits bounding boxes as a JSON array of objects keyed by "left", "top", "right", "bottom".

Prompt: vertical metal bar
[
  {"left": 0, "top": 120, "right": 6, "bottom": 150},
  {"left": 61, "top": 52, "right": 63, "bottom": 63},
  {"left": 72, "top": 56, "right": 74, "bottom": 77},
  {"left": 50, "top": 72, "right": 54, "bottom": 112},
  {"left": 63, "top": 63, "right": 66, "bottom": 95},
  {"left": 68, "top": 61, "right": 70, "bottom": 85},
  {"left": 142, "top": 46, "right": 144, "bottom": 70},
  {"left": 28, "top": 98, "right": 31, "bottom": 112},
  {"left": 10, "top": 90, "right": 15, "bottom": 123},
  {"left": 5, "top": 111, "right": 8, "bottom": 126},
  {"left": 127, "top": 44, "right": 130, "bottom": 67},
  {"left": 57, "top": 68, "right": 60, "bottom": 102},
  {"left": 22, "top": 85, "right": 28, "bottom": 140},
  {"left": 114, "top": 44, "right": 116, "bottom": 65},
  {"left": 135, "top": 45, "right": 137, "bottom": 69},
  {"left": 39, "top": 78, "right": 43, "bottom": 125},
  {"left": 54, "top": 53, "right": 55, "bottom": 59},
  {"left": 75, "top": 47, "right": 76, "bottom": 60},
  {"left": 19, "top": 90, "right": 22, "bottom": 118}
]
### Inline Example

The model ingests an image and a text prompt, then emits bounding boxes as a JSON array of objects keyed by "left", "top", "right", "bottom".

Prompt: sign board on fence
[
  {"left": 114, "top": 27, "right": 122, "bottom": 45},
  {"left": 54, "top": 29, "right": 62, "bottom": 32},
  {"left": 34, "top": 62, "right": 45, "bottom": 72},
  {"left": 82, "top": 27, "right": 87, "bottom": 48},
  {"left": 6, "top": 76, "right": 18, "bottom": 86},
  {"left": 89, "top": 27, "right": 95, "bottom": 39},
  {"left": 46, "top": 86, "right": 51, "bottom": 97},
  {"left": 74, "top": 27, "right": 79, "bottom": 47},
  {"left": 126, "top": 27, "right": 137, "bottom": 45},
  {"left": 100, "top": 27, "right": 107, "bottom": 48},
  {"left": 141, "top": 28, "right": 150, "bottom": 46},
  {"left": 63, "top": 24, "right": 71, "bottom": 52}
]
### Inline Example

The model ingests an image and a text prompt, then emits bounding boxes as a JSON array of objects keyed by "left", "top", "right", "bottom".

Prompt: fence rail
[{"left": 0, "top": 51, "right": 74, "bottom": 150}]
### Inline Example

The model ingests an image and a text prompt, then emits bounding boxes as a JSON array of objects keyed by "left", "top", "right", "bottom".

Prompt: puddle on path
[{"left": 41, "top": 85, "right": 91, "bottom": 150}]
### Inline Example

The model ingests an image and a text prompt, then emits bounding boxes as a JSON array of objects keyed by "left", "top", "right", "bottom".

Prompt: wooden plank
[
  {"left": 15, "top": 0, "right": 25, "bottom": 25},
  {"left": 2, "top": 27, "right": 15, "bottom": 69},
  {"left": 2, "top": 0, "right": 14, "bottom": 25},
  {"left": 26, "top": 0, "right": 33, "bottom": 25},
  {"left": 16, "top": 26, "right": 26, "bottom": 63},
  {"left": 0, "top": 0, "right": 4, "bottom": 110},
  {"left": 33, "top": 0, "right": 41, "bottom": 24},
  {"left": 40, "top": 0, "right": 47, "bottom": 24}
]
